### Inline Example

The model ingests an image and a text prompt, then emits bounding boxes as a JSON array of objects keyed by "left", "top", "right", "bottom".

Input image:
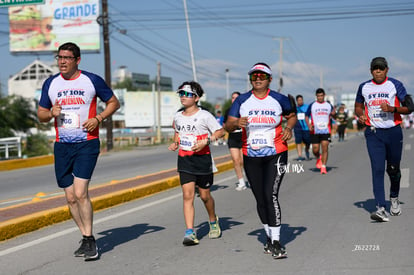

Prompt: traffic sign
[{"left": 0, "top": 0, "right": 45, "bottom": 8}]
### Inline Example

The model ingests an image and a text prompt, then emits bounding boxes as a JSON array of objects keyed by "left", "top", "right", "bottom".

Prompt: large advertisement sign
[{"left": 9, "top": 0, "right": 100, "bottom": 53}]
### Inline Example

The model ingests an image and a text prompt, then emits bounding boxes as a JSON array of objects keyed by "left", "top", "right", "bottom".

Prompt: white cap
[{"left": 248, "top": 64, "right": 272, "bottom": 76}]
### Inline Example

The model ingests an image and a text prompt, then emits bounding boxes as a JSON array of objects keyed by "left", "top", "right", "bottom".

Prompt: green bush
[{"left": 24, "top": 134, "right": 52, "bottom": 157}]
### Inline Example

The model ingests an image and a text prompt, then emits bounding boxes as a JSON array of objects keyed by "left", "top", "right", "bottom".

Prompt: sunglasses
[
  {"left": 178, "top": 90, "right": 196, "bottom": 98},
  {"left": 55, "top": 55, "right": 76, "bottom": 61},
  {"left": 371, "top": 65, "right": 386, "bottom": 71},
  {"left": 250, "top": 73, "right": 270, "bottom": 81}
]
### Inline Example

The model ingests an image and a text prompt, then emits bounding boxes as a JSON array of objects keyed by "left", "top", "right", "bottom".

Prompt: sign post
[{"left": 0, "top": 0, "right": 45, "bottom": 8}]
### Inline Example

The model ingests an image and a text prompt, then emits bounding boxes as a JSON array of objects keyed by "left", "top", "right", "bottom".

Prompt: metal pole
[
  {"left": 183, "top": 0, "right": 197, "bottom": 81},
  {"left": 225, "top": 68, "right": 229, "bottom": 100},
  {"left": 156, "top": 62, "right": 162, "bottom": 143},
  {"left": 102, "top": 0, "right": 114, "bottom": 151},
  {"left": 273, "top": 37, "right": 288, "bottom": 92}
]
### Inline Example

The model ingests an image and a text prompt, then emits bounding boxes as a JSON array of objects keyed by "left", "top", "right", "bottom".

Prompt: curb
[
  {"left": 0, "top": 143, "right": 294, "bottom": 241},
  {"left": 0, "top": 159, "right": 235, "bottom": 241},
  {"left": 0, "top": 155, "right": 54, "bottom": 171}
]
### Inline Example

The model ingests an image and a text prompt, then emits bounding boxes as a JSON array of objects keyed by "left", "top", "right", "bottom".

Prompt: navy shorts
[
  {"left": 179, "top": 172, "right": 214, "bottom": 189},
  {"left": 294, "top": 129, "right": 310, "bottom": 145},
  {"left": 54, "top": 139, "right": 100, "bottom": 188}
]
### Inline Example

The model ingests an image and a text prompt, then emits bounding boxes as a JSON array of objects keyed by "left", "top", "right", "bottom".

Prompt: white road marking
[
  {"left": 404, "top": 144, "right": 411, "bottom": 151},
  {"left": 400, "top": 168, "right": 410, "bottom": 188},
  {"left": 409, "top": 134, "right": 414, "bottom": 139},
  {"left": 0, "top": 175, "right": 235, "bottom": 257}
]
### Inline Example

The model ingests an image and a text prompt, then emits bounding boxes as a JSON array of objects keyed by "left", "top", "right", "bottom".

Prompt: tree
[
  {"left": 113, "top": 77, "right": 136, "bottom": 91},
  {"left": 0, "top": 95, "right": 38, "bottom": 138},
  {"left": 199, "top": 100, "right": 215, "bottom": 115}
]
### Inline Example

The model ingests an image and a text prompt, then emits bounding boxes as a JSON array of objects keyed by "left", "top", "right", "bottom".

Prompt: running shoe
[
  {"left": 74, "top": 237, "right": 88, "bottom": 257},
  {"left": 271, "top": 240, "right": 287, "bottom": 259},
  {"left": 208, "top": 215, "right": 221, "bottom": 239},
  {"left": 263, "top": 237, "right": 272, "bottom": 254},
  {"left": 235, "top": 184, "right": 247, "bottom": 191},
  {"left": 370, "top": 206, "right": 390, "bottom": 222},
  {"left": 316, "top": 156, "right": 322, "bottom": 169},
  {"left": 390, "top": 197, "right": 402, "bottom": 216},
  {"left": 183, "top": 231, "right": 199, "bottom": 246},
  {"left": 320, "top": 166, "right": 327, "bottom": 174},
  {"left": 83, "top": 236, "right": 99, "bottom": 261}
]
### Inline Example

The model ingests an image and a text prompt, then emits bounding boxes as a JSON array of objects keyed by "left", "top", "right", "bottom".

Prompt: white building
[{"left": 8, "top": 60, "right": 58, "bottom": 99}]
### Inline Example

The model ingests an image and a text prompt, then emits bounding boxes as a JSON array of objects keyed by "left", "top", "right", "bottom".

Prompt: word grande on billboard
[{"left": 54, "top": 3, "right": 97, "bottom": 20}]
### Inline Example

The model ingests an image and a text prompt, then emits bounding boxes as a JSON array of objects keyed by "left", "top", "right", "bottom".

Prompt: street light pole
[{"left": 183, "top": 0, "right": 197, "bottom": 81}]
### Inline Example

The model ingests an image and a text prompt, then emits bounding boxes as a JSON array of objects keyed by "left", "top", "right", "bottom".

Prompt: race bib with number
[
  {"left": 179, "top": 134, "right": 196, "bottom": 151},
  {"left": 297, "top": 113, "right": 305, "bottom": 120},
  {"left": 247, "top": 131, "right": 275, "bottom": 150},
  {"left": 58, "top": 112, "right": 80, "bottom": 129},
  {"left": 316, "top": 122, "right": 328, "bottom": 130},
  {"left": 371, "top": 108, "right": 387, "bottom": 122}
]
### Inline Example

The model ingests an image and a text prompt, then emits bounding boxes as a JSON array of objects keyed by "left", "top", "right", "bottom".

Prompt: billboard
[
  {"left": 9, "top": 0, "right": 100, "bottom": 53},
  {"left": 124, "top": 91, "right": 182, "bottom": 128}
]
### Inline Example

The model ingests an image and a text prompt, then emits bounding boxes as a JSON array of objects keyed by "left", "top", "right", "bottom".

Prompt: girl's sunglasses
[
  {"left": 250, "top": 73, "right": 270, "bottom": 81},
  {"left": 178, "top": 90, "right": 196, "bottom": 98}
]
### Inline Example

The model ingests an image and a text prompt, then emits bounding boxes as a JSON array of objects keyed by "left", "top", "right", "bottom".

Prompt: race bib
[
  {"left": 179, "top": 134, "right": 196, "bottom": 151},
  {"left": 316, "top": 122, "right": 328, "bottom": 130},
  {"left": 371, "top": 108, "right": 387, "bottom": 122},
  {"left": 58, "top": 112, "right": 80, "bottom": 129},
  {"left": 297, "top": 113, "right": 305, "bottom": 120},
  {"left": 247, "top": 131, "right": 275, "bottom": 150}
]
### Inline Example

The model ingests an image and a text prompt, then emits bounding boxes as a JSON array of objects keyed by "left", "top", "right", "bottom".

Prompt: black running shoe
[
  {"left": 83, "top": 236, "right": 99, "bottom": 261},
  {"left": 74, "top": 237, "right": 88, "bottom": 257},
  {"left": 263, "top": 237, "right": 272, "bottom": 254},
  {"left": 272, "top": 240, "right": 287, "bottom": 259}
]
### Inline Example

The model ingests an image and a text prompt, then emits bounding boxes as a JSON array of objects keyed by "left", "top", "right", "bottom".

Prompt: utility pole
[
  {"left": 100, "top": 0, "right": 114, "bottom": 151},
  {"left": 156, "top": 62, "right": 162, "bottom": 143},
  {"left": 225, "top": 68, "right": 230, "bottom": 100},
  {"left": 273, "top": 37, "right": 289, "bottom": 92},
  {"left": 183, "top": 0, "right": 197, "bottom": 81}
]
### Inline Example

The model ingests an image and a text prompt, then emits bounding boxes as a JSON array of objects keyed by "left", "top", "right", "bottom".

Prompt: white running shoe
[
  {"left": 390, "top": 197, "right": 402, "bottom": 216},
  {"left": 370, "top": 206, "right": 390, "bottom": 222},
  {"left": 235, "top": 184, "right": 247, "bottom": 191}
]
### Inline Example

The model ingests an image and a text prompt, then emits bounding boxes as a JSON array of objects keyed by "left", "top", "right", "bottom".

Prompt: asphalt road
[
  {"left": 0, "top": 131, "right": 413, "bottom": 274},
  {"left": 0, "top": 144, "right": 230, "bottom": 207}
]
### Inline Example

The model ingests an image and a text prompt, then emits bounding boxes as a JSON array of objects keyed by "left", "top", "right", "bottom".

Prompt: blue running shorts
[{"left": 54, "top": 139, "right": 100, "bottom": 188}]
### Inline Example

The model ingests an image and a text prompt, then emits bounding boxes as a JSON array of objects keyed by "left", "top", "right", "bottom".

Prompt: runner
[
  {"left": 168, "top": 81, "right": 224, "bottom": 245},
  {"left": 225, "top": 62, "right": 296, "bottom": 259},
  {"left": 306, "top": 88, "right": 336, "bottom": 174},
  {"left": 336, "top": 105, "right": 348, "bottom": 142},
  {"left": 37, "top": 42, "right": 120, "bottom": 261},
  {"left": 354, "top": 57, "right": 413, "bottom": 222},
  {"left": 294, "top": 95, "right": 311, "bottom": 161},
  {"left": 223, "top": 91, "right": 248, "bottom": 191}
]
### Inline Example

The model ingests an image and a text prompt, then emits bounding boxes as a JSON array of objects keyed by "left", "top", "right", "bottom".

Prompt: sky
[{"left": 1, "top": 0, "right": 414, "bottom": 107}]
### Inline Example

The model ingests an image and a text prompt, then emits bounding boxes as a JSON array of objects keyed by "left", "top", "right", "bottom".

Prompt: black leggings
[{"left": 243, "top": 151, "right": 287, "bottom": 227}]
